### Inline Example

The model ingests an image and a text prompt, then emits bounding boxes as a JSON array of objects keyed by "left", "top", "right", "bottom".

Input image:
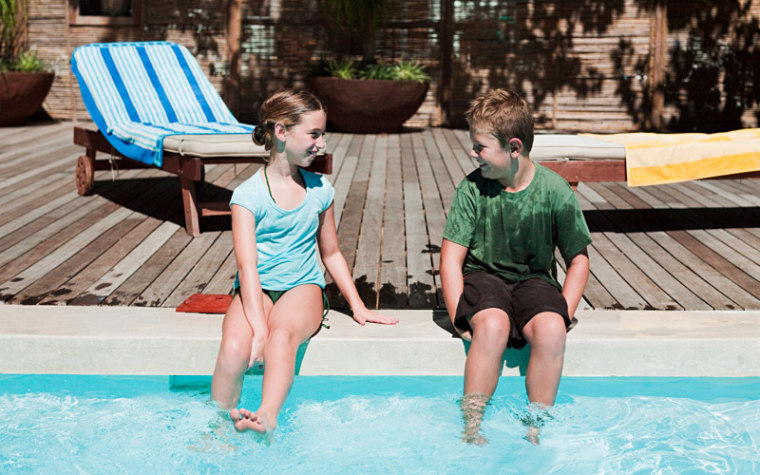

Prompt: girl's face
[{"left": 283, "top": 110, "right": 327, "bottom": 167}]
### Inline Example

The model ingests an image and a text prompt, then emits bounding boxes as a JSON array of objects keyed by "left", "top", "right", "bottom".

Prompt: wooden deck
[{"left": 1, "top": 121, "right": 759, "bottom": 311}]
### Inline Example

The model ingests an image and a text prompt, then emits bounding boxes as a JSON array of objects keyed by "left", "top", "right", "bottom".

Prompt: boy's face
[{"left": 468, "top": 130, "right": 517, "bottom": 181}]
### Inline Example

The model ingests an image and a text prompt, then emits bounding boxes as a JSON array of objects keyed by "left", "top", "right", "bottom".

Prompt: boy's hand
[
  {"left": 351, "top": 307, "right": 399, "bottom": 326},
  {"left": 455, "top": 327, "right": 472, "bottom": 342}
]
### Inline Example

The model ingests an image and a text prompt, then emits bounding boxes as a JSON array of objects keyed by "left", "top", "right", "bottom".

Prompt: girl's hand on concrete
[{"left": 352, "top": 307, "right": 399, "bottom": 326}]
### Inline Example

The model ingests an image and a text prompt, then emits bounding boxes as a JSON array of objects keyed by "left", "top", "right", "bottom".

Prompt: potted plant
[
  {"left": 306, "top": 0, "right": 430, "bottom": 133},
  {"left": 0, "top": 0, "right": 54, "bottom": 126}
]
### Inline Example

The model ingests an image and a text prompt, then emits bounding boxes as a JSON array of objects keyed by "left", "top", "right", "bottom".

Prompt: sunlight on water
[{"left": 1, "top": 376, "right": 759, "bottom": 474}]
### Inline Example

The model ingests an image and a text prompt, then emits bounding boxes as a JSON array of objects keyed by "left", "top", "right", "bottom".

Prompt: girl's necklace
[
  {"left": 263, "top": 165, "right": 275, "bottom": 203},
  {"left": 263, "top": 165, "right": 304, "bottom": 206}
]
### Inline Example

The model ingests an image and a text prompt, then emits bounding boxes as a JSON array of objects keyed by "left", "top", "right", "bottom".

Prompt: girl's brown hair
[
  {"left": 465, "top": 89, "right": 534, "bottom": 152},
  {"left": 252, "top": 90, "right": 326, "bottom": 151}
]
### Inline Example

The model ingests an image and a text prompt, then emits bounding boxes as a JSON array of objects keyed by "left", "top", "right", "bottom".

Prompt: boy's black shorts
[{"left": 453, "top": 271, "right": 576, "bottom": 349}]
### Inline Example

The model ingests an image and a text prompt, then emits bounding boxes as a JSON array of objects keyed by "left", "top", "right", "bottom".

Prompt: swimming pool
[{"left": 1, "top": 375, "right": 758, "bottom": 473}]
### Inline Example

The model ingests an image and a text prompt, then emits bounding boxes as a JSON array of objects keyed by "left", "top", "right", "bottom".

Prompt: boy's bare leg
[
  {"left": 232, "top": 284, "right": 323, "bottom": 434},
  {"left": 521, "top": 311, "right": 567, "bottom": 406},
  {"left": 461, "top": 308, "right": 511, "bottom": 444},
  {"left": 211, "top": 295, "right": 253, "bottom": 410},
  {"left": 520, "top": 311, "right": 567, "bottom": 444}
]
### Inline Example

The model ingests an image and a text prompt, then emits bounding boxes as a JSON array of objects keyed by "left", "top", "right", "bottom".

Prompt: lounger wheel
[{"left": 75, "top": 155, "right": 95, "bottom": 195}]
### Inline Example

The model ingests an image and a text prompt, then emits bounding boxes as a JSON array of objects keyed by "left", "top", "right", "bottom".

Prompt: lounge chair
[
  {"left": 71, "top": 41, "right": 331, "bottom": 236},
  {"left": 532, "top": 131, "right": 760, "bottom": 188}
]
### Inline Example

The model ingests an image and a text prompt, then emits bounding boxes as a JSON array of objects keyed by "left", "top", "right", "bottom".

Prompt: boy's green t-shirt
[{"left": 442, "top": 163, "right": 592, "bottom": 290}]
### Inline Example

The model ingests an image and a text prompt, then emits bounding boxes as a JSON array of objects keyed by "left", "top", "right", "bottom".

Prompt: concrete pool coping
[{"left": 1, "top": 304, "right": 759, "bottom": 377}]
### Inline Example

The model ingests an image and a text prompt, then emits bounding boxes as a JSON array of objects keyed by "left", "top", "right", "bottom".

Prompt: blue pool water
[{"left": 1, "top": 375, "right": 759, "bottom": 474}]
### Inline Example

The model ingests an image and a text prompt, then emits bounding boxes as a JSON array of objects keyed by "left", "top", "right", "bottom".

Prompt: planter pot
[
  {"left": 306, "top": 76, "right": 429, "bottom": 133},
  {"left": 0, "top": 71, "right": 55, "bottom": 126}
]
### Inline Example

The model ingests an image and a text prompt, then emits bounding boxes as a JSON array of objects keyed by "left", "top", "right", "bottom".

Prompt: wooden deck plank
[
  {"left": 402, "top": 133, "right": 436, "bottom": 308},
  {"left": 638, "top": 184, "right": 688, "bottom": 209},
  {"left": 0, "top": 139, "right": 78, "bottom": 178},
  {"left": 723, "top": 228, "right": 760, "bottom": 264},
  {"left": 579, "top": 267, "right": 618, "bottom": 309},
  {"left": 333, "top": 135, "right": 371, "bottom": 288},
  {"left": 0, "top": 168, "right": 155, "bottom": 268},
  {"left": 163, "top": 231, "right": 229, "bottom": 308},
  {"left": 72, "top": 221, "right": 181, "bottom": 305},
  {"left": 132, "top": 231, "right": 219, "bottom": 307},
  {"left": 202, "top": 240, "right": 236, "bottom": 296},
  {"left": 0, "top": 150, "right": 76, "bottom": 189},
  {"left": 411, "top": 132, "right": 447, "bottom": 308},
  {"left": 441, "top": 128, "right": 473, "bottom": 183},
  {"left": 0, "top": 123, "right": 73, "bottom": 168},
  {"left": 0, "top": 196, "right": 119, "bottom": 276},
  {"left": 593, "top": 187, "right": 711, "bottom": 310},
  {"left": 666, "top": 230, "right": 760, "bottom": 308},
  {"left": 103, "top": 228, "right": 193, "bottom": 306},
  {"left": 423, "top": 129, "right": 457, "bottom": 213},
  {"left": 586, "top": 243, "right": 648, "bottom": 309},
  {"left": 576, "top": 182, "right": 613, "bottom": 209},
  {"left": 43, "top": 183, "right": 181, "bottom": 305},
  {"left": 591, "top": 230, "right": 677, "bottom": 309},
  {"left": 450, "top": 129, "right": 478, "bottom": 174},
  {"left": 655, "top": 230, "right": 756, "bottom": 309},
  {"left": 0, "top": 122, "right": 70, "bottom": 152},
  {"left": 352, "top": 135, "right": 384, "bottom": 307},
  {"left": 676, "top": 181, "right": 737, "bottom": 208},
  {"left": 0, "top": 174, "right": 66, "bottom": 221},
  {"left": 330, "top": 134, "right": 360, "bottom": 228},
  {"left": 379, "top": 134, "right": 408, "bottom": 308},
  {"left": 691, "top": 229, "right": 760, "bottom": 280},
  {"left": 692, "top": 180, "right": 757, "bottom": 207},
  {"left": 8, "top": 217, "right": 144, "bottom": 305},
  {"left": 0, "top": 191, "right": 80, "bottom": 242},
  {"left": 0, "top": 205, "right": 134, "bottom": 298}
]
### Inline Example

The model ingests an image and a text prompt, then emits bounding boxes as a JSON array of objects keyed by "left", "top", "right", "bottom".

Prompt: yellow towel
[{"left": 583, "top": 129, "right": 760, "bottom": 187}]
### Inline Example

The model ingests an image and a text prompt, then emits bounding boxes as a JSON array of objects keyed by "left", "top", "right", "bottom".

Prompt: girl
[{"left": 210, "top": 90, "right": 397, "bottom": 434}]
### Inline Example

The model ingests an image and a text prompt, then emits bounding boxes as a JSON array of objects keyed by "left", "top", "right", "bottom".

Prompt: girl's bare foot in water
[{"left": 229, "top": 408, "right": 276, "bottom": 434}]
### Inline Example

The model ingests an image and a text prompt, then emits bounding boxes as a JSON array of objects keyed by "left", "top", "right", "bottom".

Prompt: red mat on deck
[{"left": 176, "top": 294, "right": 232, "bottom": 314}]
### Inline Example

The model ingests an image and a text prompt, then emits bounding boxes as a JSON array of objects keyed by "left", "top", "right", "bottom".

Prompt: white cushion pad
[
  {"left": 163, "top": 134, "right": 268, "bottom": 158},
  {"left": 531, "top": 134, "right": 626, "bottom": 161}
]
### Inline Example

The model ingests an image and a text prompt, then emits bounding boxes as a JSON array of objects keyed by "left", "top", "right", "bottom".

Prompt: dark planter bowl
[
  {"left": 0, "top": 71, "right": 55, "bottom": 126},
  {"left": 306, "top": 76, "right": 429, "bottom": 133}
]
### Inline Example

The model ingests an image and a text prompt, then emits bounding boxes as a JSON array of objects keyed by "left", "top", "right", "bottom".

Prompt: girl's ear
[{"left": 274, "top": 122, "right": 288, "bottom": 141}]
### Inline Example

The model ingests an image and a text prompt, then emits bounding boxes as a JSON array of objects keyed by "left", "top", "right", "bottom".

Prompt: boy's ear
[{"left": 508, "top": 138, "right": 523, "bottom": 155}]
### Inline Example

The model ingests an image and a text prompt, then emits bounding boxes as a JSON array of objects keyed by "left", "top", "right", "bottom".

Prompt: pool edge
[{"left": 1, "top": 304, "right": 759, "bottom": 377}]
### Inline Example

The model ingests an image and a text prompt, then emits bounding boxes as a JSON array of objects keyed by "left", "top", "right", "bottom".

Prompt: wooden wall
[{"left": 28, "top": 0, "right": 760, "bottom": 133}]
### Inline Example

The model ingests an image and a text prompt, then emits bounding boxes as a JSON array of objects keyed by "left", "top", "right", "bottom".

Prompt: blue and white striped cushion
[{"left": 72, "top": 41, "right": 253, "bottom": 167}]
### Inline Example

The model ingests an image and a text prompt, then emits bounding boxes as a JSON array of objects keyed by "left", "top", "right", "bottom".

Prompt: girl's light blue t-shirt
[{"left": 230, "top": 168, "right": 335, "bottom": 290}]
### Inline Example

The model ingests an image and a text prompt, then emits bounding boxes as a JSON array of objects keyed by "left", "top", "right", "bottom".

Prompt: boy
[{"left": 440, "top": 89, "right": 591, "bottom": 445}]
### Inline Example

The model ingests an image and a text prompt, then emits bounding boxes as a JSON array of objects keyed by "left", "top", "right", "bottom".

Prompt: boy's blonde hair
[
  {"left": 252, "top": 89, "right": 326, "bottom": 151},
  {"left": 465, "top": 89, "right": 534, "bottom": 153}
]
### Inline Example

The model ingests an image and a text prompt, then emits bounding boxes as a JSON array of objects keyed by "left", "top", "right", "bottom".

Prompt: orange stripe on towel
[{"left": 627, "top": 152, "right": 760, "bottom": 187}]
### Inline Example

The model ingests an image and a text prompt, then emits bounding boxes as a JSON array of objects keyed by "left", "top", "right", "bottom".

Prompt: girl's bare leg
[
  {"left": 211, "top": 294, "right": 273, "bottom": 409},
  {"left": 231, "top": 284, "right": 322, "bottom": 433}
]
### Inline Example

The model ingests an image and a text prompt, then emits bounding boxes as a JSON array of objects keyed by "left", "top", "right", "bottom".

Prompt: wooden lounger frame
[
  {"left": 539, "top": 160, "right": 760, "bottom": 188},
  {"left": 73, "top": 126, "right": 332, "bottom": 236}
]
